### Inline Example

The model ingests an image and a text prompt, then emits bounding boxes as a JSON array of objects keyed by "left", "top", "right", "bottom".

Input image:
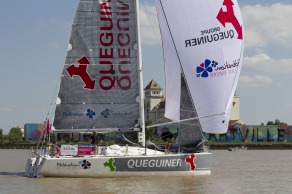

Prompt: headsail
[
  {"left": 155, "top": 0, "right": 244, "bottom": 134},
  {"left": 53, "top": 0, "right": 142, "bottom": 132}
]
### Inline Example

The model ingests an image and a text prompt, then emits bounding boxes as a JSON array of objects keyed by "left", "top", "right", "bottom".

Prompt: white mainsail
[
  {"left": 53, "top": 0, "right": 143, "bottom": 134},
  {"left": 155, "top": 0, "right": 244, "bottom": 134}
]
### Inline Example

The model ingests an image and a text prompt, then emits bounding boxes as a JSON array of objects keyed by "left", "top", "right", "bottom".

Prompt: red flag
[{"left": 46, "top": 119, "right": 50, "bottom": 134}]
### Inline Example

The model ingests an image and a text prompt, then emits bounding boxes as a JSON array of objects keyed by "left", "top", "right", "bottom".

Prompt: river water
[{"left": 0, "top": 149, "right": 291, "bottom": 194}]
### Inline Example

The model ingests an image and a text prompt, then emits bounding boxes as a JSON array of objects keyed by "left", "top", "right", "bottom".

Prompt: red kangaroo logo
[
  {"left": 185, "top": 154, "right": 196, "bottom": 171},
  {"left": 66, "top": 56, "right": 96, "bottom": 90},
  {"left": 217, "top": 0, "right": 243, "bottom": 40}
]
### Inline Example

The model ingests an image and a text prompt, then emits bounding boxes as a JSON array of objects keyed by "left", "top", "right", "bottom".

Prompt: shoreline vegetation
[
  {"left": 1, "top": 142, "right": 292, "bottom": 150},
  {"left": 205, "top": 142, "right": 292, "bottom": 150}
]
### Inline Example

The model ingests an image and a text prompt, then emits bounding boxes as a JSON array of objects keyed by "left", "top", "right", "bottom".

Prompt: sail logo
[
  {"left": 63, "top": 108, "right": 96, "bottom": 119},
  {"left": 196, "top": 58, "right": 240, "bottom": 78},
  {"left": 66, "top": 56, "right": 95, "bottom": 90},
  {"left": 101, "top": 109, "right": 134, "bottom": 118},
  {"left": 98, "top": 1, "right": 133, "bottom": 91},
  {"left": 84, "top": 109, "right": 96, "bottom": 119},
  {"left": 185, "top": 0, "right": 242, "bottom": 48},
  {"left": 217, "top": 0, "right": 243, "bottom": 40},
  {"left": 185, "top": 154, "right": 196, "bottom": 171},
  {"left": 196, "top": 59, "right": 218, "bottom": 78},
  {"left": 101, "top": 109, "right": 113, "bottom": 118}
]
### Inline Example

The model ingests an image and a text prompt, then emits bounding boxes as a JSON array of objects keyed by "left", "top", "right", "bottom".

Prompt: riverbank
[
  {"left": 0, "top": 143, "right": 36, "bottom": 149},
  {"left": 206, "top": 142, "right": 292, "bottom": 150},
  {"left": 1, "top": 142, "right": 292, "bottom": 150}
]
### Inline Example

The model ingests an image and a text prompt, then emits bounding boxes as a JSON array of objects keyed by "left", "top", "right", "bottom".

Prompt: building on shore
[
  {"left": 22, "top": 80, "right": 292, "bottom": 143},
  {"left": 144, "top": 79, "right": 165, "bottom": 124},
  {"left": 144, "top": 79, "right": 244, "bottom": 126}
]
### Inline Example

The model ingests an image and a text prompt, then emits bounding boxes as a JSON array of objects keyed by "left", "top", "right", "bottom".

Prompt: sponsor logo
[
  {"left": 127, "top": 158, "right": 182, "bottom": 169},
  {"left": 81, "top": 159, "right": 91, "bottom": 169},
  {"left": 185, "top": 154, "right": 196, "bottom": 171},
  {"left": 63, "top": 108, "right": 96, "bottom": 119},
  {"left": 104, "top": 158, "right": 116, "bottom": 171},
  {"left": 66, "top": 56, "right": 95, "bottom": 90},
  {"left": 185, "top": 0, "right": 243, "bottom": 48},
  {"left": 217, "top": 0, "right": 243, "bottom": 40},
  {"left": 99, "top": 1, "right": 132, "bottom": 91},
  {"left": 196, "top": 58, "right": 240, "bottom": 78},
  {"left": 55, "top": 159, "right": 91, "bottom": 170},
  {"left": 101, "top": 109, "right": 113, "bottom": 118},
  {"left": 84, "top": 109, "right": 96, "bottom": 118},
  {"left": 56, "top": 162, "right": 80, "bottom": 168},
  {"left": 196, "top": 59, "right": 218, "bottom": 78},
  {"left": 66, "top": 2, "right": 134, "bottom": 91},
  {"left": 101, "top": 109, "right": 134, "bottom": 118}
]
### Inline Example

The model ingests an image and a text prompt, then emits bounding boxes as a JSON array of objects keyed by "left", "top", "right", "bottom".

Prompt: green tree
[
  {"left": 145, "top": 120, "right": 155, "bottom": 140},
  {"left": 0, "top": 128, "right": 3, "bottom": 144},
  {"left": 266, "top": 119, "right": 287, "bottom": 126},
  {"left": 8, "top": 127, "right": 23, "bottom": 142}
]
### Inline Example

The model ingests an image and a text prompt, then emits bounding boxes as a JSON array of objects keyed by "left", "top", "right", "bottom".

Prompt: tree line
[{"left": 0, "top": 127, "right": 23, "bottom": 144}]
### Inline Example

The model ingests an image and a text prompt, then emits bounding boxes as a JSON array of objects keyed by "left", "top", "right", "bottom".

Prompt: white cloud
[
  {"left": 243, "top": 53, "right": 292, "bottom": 74},
  {"left": 239, "top": 74, "right": 273, "bottom": 87},
  {"left": 37, "top": 17, "right": 71, "bottom": 31},
  {"left": 138, "top": 3, "right": 292, "bottom": 51},
  {"left": 50, "top": 42, "right": 60, "bottom": 49},
  {"left": 58, "top": 21, "right": 71, "bottom": 30},
  {"left": 242, "top": 3, "right": 292, "bottom": 49}
]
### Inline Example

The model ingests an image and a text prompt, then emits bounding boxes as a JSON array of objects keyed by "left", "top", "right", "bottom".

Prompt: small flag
[{"left": 46, "top": 119, "right": 50, "bottom": 134}]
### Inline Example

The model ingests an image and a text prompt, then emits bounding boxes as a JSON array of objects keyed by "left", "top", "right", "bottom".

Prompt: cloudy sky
[{"left": 0, "top": 0, "right": 292, "bottom": 133}]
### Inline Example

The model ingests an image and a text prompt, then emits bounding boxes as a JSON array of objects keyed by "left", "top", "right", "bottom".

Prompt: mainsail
[
  {"left": 53, "top": 0, "right": 142, "bottom": 131},
  {"left": 155, "top": 0, "right": 244, "bottom": 134}
]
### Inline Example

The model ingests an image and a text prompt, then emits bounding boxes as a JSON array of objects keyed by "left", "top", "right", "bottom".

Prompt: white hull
[{"left": 26, "top": 146, "right": 211, "bottom": 178}]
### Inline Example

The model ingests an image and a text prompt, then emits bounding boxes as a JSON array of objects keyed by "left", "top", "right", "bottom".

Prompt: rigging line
[
  {"left": 45, "top": 76, "right": 60, "bottom": 121},
  {"left": 141, "top": 0, "right": 161, "bottom": 44},
  {"left": 154, "top": 116, "right": 165, "bottom": 124},
  {"left": 152, "top": 125, "right": 171, "bottom": 141},
  {"left": 146, "top": 140, "right": 164, "bottom": 150},
  {"left": 157, "top": 0, "right": 204, "bottom": 137},
  {"left": 146, "top": 112, "right": 225, "bottom": 129},
  {"left": 122, "top": 133, "right": 140, "bottom": 146}
]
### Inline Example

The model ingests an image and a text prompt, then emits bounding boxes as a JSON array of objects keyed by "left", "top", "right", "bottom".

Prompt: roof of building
[
  {"left": 157, "top": 97, "right": 165, "bottom": 109},
  {"left": 144, "top": 79, "right": 162, "bottom": 90},
  {"left": 229, "top": 119, "right": 246, "bottom": 125}
]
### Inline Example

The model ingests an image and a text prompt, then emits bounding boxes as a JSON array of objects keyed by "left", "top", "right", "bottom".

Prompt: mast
[{"left": 135, "top": 0, "right": 145, "bottom": 147}]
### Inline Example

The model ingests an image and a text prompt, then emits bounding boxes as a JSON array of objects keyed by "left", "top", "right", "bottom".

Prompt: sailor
[
  {"left": 90, "top": 131, "right": 99, "bottom": 144},
  {"left": 161, "top": 128, "right": 173, "bottom": 142},
  {"left": 50, "top": 141, "right": 61, "bottom": 157},
  {"left": 90, "top": 131, "right": 103, "bottom": 155},
  {"left": 161, "top": 128, "right": 174, "bottom": 153}
]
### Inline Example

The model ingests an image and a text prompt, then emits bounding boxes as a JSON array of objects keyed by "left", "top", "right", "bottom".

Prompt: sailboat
[{"left": 25, "top": 0, "right": 243, "bottom": 178}]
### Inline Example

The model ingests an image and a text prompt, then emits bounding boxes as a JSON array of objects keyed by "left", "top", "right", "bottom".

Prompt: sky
[{"left": 1, "top": 0, "right": 292, "bottom": 134}]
